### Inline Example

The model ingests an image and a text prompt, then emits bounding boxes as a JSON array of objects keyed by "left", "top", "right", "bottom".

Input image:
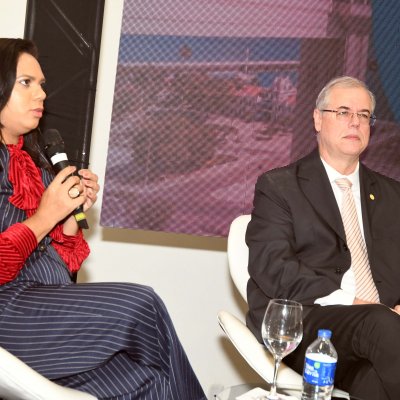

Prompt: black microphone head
[{"left": 41, "top": 129, "right": 65, "bottom": 158}]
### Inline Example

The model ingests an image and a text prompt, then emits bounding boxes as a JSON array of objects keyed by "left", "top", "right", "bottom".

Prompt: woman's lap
[
  {"left": 0, "top": 282, "right": 168, "bottom": 377},
  {"left": 0, "top": 281, "right": 206, "bottom": 399}
]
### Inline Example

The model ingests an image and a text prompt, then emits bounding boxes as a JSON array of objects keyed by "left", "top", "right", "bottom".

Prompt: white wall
[{"left": 0, "top": 0, "right": 263, "bottom": 396}]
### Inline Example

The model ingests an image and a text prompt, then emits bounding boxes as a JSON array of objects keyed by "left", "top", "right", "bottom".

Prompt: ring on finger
[{"left": 68, "top": 187, "right": 80, "bottom": 199}]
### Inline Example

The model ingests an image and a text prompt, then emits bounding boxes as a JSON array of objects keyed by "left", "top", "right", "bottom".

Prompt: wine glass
[{"left": 261, "top": 299, "right": 303, "bottom": 399}]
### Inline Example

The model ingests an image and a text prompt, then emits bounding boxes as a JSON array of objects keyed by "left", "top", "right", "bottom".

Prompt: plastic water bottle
[{"left": 301, "top": 329, "right": 338, "bottom": 400}]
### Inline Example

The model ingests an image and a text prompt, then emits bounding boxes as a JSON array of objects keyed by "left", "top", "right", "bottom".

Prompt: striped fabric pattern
[
  {"left": 0, "top": 283, "right": 205, "bottom": 399},
  {"left": 0, "top": 145, "right": 206, "bottom": 399}
]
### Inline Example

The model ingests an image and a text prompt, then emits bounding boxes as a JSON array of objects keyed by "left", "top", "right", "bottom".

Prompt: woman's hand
[
  {"left": 61, "top": 168, "right": 100, "bottom": 236},
  {"left": 23, "top": 166, "right": 86, "bottom": 242},
  {"left": 38, "top": 166, "right": 87, "bottom": 224},
  {"left": 77, "top": 169, "right": 100, "bottom": 212}
]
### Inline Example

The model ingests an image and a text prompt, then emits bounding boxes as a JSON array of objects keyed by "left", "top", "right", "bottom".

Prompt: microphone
[{"left": 41, "top": 129, "right": 89, "bottom": 229}]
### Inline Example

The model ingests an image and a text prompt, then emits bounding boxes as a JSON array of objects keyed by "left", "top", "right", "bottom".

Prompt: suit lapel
[
  {"left": 359, "top": 165, "right": 377, "bottom": 249},
  {"left": 297, "top": 151, "right": 346, "bottom": 241}
]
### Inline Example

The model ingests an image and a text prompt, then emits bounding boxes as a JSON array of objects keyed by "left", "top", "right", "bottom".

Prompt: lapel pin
[{"left": 369, "top": 194, "right": 375, "bottom": 200}]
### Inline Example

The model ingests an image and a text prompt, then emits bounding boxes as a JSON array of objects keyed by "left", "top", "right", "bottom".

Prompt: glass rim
[{"left": 269, "top": 298, "right": 302, "bottom": 307}]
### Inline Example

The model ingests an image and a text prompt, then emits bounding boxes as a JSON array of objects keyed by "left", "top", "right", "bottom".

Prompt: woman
[{"left": 0, "top": 38, "right": 206, "bottom": 400}]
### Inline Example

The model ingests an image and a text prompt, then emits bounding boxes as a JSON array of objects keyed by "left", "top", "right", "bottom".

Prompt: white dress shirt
[{"left": 314, "top": 158, "right": 365, "bottom": 306}]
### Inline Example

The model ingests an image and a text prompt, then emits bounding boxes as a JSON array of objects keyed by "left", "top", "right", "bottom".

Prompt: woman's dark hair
[{"left": 0, "top": 38, "right": 50, "bottom": 170}]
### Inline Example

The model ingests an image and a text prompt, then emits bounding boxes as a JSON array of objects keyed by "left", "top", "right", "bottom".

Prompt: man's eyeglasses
[{"left": 321, "top": 109, "right": 376, "bottom": 126}]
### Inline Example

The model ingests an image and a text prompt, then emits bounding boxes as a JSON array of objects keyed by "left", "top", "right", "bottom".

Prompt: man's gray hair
[{"left": 315, "top": 76, "right": 376, "bottom": 113}]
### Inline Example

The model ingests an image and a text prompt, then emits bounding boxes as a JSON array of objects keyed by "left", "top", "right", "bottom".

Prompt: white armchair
[
  {"left": 218, "top": 214, "right": 349, "bottom": 399},
  {"left": 0, "top": 345, "right": 97, "bottom": 400}
]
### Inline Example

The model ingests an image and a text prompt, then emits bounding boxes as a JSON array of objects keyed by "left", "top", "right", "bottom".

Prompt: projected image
[{"left": 101, "top": 0, "right": 400, "bottom": 236}]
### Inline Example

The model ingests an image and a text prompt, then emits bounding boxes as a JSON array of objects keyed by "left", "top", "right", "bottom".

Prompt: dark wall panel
[{"left": 24, "top": 0, "right": 105, "bottom": 168}]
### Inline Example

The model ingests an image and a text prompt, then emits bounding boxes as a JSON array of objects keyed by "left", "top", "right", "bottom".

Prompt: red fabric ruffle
[{"left": 7, "top": 136, "right": 44, "bottom": 217}]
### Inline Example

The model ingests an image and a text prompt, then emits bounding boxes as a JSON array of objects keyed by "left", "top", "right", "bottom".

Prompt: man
[{"left": 246, "top": 76, "right": 400, "bottom": 399}]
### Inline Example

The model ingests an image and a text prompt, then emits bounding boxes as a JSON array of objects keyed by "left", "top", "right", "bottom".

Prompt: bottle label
[{"left": 303, "top": 353, "right": 337, "bottom": 386}]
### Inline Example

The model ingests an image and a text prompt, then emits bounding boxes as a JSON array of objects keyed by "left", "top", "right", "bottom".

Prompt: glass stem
[{"left": 269, "top": 356, "right": 282, "bottom": 398}]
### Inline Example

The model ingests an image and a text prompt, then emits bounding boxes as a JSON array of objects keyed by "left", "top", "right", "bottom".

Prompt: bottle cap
[{"left": 317, "top": 329, "right": 332, "bottom": 339}]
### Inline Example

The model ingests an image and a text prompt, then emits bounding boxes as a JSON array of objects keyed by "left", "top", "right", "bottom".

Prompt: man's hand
[
  {"left": 353, "top": 297, "right": 377, "bottom": 305},
  {"left": 392, "top": 305, "right": 400, "bottom": 315},
  {"left": 354, "top": 298, "right": 400, "bottom": 315}
]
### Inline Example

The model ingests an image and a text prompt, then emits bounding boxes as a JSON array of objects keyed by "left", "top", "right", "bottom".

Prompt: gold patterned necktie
[{"left": 335, "top": 178, "right": 380, "bottom": 302}]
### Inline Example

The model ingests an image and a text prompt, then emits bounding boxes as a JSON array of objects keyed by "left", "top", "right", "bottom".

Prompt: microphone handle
[
  {"left": 51, "top": 159, "right": 77, "bottom": 175},
  {"left": 74, "top": 207, "right": 89, "bottom": 229}
]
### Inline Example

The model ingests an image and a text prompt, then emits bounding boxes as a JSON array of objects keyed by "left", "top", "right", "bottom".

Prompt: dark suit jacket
[{"left": 246, "top": 149, "right": 400, "bottom": 341}]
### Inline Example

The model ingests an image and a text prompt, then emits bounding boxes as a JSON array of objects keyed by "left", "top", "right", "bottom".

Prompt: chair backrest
[{"left": 227, "top": 214, "right": 251, "bottom": 301}]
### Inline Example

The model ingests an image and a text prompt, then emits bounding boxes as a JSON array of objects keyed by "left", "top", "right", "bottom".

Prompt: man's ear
[{"left": 313, "top": 108, "right": 322, "bottom": 133}]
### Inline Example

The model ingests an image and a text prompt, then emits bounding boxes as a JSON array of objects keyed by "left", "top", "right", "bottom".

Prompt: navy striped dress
[{"left": 0, "top": 145, "right": 206, "bottom": 400}]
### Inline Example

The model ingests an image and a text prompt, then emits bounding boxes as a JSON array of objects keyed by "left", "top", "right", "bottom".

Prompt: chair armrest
[{"left": 0, "top": 346, "right": 97, "bottom": 400}]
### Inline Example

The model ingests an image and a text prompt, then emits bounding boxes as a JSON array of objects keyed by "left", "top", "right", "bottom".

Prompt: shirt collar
[{"left": 321, "top": 157, "right": 360, "bottom": 191}]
